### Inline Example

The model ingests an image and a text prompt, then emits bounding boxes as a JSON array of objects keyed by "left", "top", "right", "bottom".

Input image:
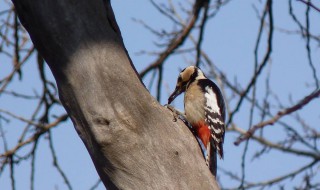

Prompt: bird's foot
[{"left": 164, "top": 104, "right": 183, "bottom": 122}]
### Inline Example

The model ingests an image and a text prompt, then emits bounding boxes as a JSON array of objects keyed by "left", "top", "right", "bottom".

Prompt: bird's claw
[{"left": 165, "top": 104, "right": 179, "bottom": 122}]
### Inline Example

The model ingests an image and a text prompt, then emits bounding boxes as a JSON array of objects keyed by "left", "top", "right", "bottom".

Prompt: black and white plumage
[
  {"left": 199, "top": 79, "right": 225, "bottom": 159},
  {"left": 168, "top": 66, "right": 225, "bottom": 172}
]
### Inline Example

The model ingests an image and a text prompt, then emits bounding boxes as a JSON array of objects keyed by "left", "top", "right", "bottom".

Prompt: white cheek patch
[{"left": 204, "top": 86, "right": 221, "bottom": 115}]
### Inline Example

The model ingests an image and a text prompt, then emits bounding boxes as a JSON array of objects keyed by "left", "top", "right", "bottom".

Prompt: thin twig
[
  {"left": 230, "top": 124, "right": 320, "bottom": 158},
  {"left": 140, "top": 0, "right": 206, "bottom": 78},
  {"left": 30, "top": 139, "right": 38, "bottom": 190},
  {"left": 304, "top": 0, "right": 319, "bottom": 88},
  {"left": 156, "top": 65, "right": 163, "bottom": 101},
  {"left": 89, "top": 179, "right": 102, "bottom": 190},
  {"left": 10, "top": 155, "right": 16, "bottom": 190},
  {"left": 239, "top": 1, "right": 272, "bottom": 188},
  {"left": 223, "top": 159, "right": 318, "bottom": 190},
  {"left": 195, "top": 0, "right": 210, "bottom": 67},
  {"left": 226, "top": 0, "right": 274, "bottom": 127},
  {"left": 13, "top": 10, "right": 21, "bottom": 80},
  {"left": 149, "top": 0, "right": 182, "bottom": 26},
  {"left": 0, "top": 114, "right": 68, "bottom": 158},
  {"left": 297, "top": 0, "right": 320, "bottom": 12},
  {"left": 48, "top": 131, "right": 73, "bottom": 190},
  {"left": 234, "top": 89, "right": 320, "bottom": 145}
]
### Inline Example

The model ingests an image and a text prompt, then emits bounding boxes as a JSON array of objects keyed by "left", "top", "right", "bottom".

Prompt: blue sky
[{"left": 1, "top": 0, "right": 319, "bottom": 189}]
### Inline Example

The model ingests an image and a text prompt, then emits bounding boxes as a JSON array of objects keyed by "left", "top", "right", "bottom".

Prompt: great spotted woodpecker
[{"left": 168, "top": 66, "right": 225, "bottom": 171}]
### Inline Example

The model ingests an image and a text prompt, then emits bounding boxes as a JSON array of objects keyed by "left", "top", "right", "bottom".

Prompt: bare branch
[
  {"left": 224, "top": 159, "right": 318, "bottom": 190},
  {"left": 48, "top": 131, "right": 73, "bottom": 190},
  {"left": 9, "top": 155, "right": 16, "bottom": 190},
  {"left": 0, "top": 114, "right": 68, "bottom": 158},
  {"left": 297, "top": 0, "right": 320, "bottom": 12},
  {"left": 195, "top": 0, "right": 210, "bottom": 67},
  {"left": 227, "top": 0, "right": 274, "bottom": 126},
  {"left": 234, "top": 89, "right": 320, "bottom": 145},
  {"left": 89, "top": 179, "right": 102, "bottom": 190},
  {"left": 139, "top": 0, "right": 207, "bottom": 78}
]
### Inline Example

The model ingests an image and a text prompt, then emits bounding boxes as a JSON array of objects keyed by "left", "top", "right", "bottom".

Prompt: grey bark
[{"left": 12, "top": 0, "right": 220, "bottom": 189}]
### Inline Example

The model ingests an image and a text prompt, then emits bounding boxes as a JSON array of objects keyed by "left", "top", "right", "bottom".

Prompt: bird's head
[{"left": 168, "top": 66, "right": 205, "bottom": 104}]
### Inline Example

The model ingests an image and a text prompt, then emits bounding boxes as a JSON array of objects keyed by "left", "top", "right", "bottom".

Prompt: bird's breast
[{"left": 184, "top": 84, "right": 205, "bottom": 125}]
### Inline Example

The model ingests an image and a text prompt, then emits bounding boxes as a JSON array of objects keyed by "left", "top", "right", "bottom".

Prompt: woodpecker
[{"left": 168, "top": 66, "right": 225, "bottom": 170}]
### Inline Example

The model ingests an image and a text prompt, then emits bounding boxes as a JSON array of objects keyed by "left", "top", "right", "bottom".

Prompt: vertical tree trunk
[{"left": 12, "top": 0, "right": 220, "bottom": 189}]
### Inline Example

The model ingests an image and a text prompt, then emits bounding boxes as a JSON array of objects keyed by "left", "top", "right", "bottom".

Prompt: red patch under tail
[{"left": 193, "top": 121, "right": 210, "bottom": 149}]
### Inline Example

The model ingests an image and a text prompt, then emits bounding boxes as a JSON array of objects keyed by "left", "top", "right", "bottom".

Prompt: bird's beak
[{"left": 168, "top": 87, "right": 182, "bottom": 104}]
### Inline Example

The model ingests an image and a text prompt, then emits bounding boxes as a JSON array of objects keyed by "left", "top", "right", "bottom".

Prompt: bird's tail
[{"left": 206, "top": 140, "right": 217, "bottom": 177}]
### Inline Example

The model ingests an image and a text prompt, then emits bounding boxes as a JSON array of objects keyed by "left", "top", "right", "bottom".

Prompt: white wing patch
[
  {"left": 204, "top": 86, "right": 220, "bottom": 115},
  {"left": 211, "top": 125, "right": 222, "bottom": 134},
  {"left": 205, "top": 115, "right": 224, "bottom": 125}
]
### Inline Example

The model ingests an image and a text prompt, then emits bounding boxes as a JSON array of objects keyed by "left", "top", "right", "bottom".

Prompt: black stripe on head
[{"left": 187, "top": 67, "right": 198, "bottom": 87}]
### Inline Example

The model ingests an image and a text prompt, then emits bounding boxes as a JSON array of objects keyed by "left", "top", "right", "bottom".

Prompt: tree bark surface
[{"left": 12, "top": 0, "right": 220, "bottom": 189}]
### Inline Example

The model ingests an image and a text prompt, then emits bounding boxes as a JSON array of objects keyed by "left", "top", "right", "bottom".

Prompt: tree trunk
[{"left": 12, "top": 0, "right": 219, "bottom": 189}]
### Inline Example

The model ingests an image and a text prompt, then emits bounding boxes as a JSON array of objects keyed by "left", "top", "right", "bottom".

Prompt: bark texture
[{"left": 12, "top": 0, "right": 219, "bottom": 189}]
